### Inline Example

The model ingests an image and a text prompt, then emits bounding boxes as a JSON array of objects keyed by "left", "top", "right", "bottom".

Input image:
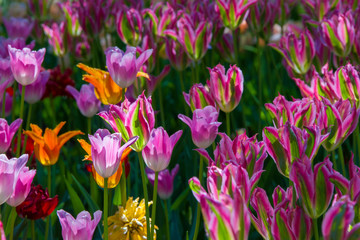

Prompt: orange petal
[
  {"left": 53, "top": 121, "right": 66, "bottom": 135},
  {"left": 77, "top": 139, "right": 92, "bottom": 161},
  {"left": 23, "top": 130, "right": 45, "bottom": 146},
  {"left": 29, "top": 124, "right": 43, "bottom": 135},
  {"left": 58, "top": 130, "right": 84, "bottom": 148},
  {"left": 121, "top": 147, "right": 132, "bottom": 161},
  {"left": 43, "top": 129, "right": 58, "bottom": 150},
  {"left": 136, "top": 71, "right": 150, "bottom": 80}
]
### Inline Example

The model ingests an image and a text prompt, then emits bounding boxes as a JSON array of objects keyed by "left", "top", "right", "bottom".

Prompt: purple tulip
[
  {"left": 146, "top": 164, "right": 179, "bottom": 200},
  {"left": 178, "top": 106, "right": 221, "bottom": 149},
  {"left": 270, "top": 30, "right": 315, "bottom": 75},
  {"left": 20, "top": 70, "right": 49, "bottom": 104},
  {"left": 88, "top": 129, "right": 138, "bottom": 178},
  {"left": 42, "top": 22, "right": 66, "bottom": 57},
  {"left": 216, "top": 0, "right": 257, "bottom": 31},
  {"left": 289, "top": 157, "right": 334, "bottom": 218},
  {"left": 0, "top": 58, "right": 14, "bottom": 86},
  {"left": 183, "top": 83, "right": 217, "bottom": 112},
  {"left": 116, "top": 7, "right": 143, "bottom": 46},
  {"left": 3, "top": 17, "right": 34, "bottom": 39},
  {"left": 321, "top": 11, "right": 355, "bottom": 57},
  {"left": 0, "top": 38, "right": 35, "bottom": 58},
  {"left": 66, "top": 84, "right": 101, "bottom": 118},
  {"left": 0, "top": 92, "right": 13, "bottom": 117},
  {"left": 164, "top": 38, "right": 190, "bottom": 71},
  {"left": 6, "top": 166, "right": 36, "bottom": 207},
  {"left": 8, "top": 46, "right": 45, "bottom": 86},
  {"left": 105, "top": 46, "right": 152, "bottom": 88},
  {"left": 322, "top": 196, "right": 356, "bottom": 240},
  {"left": 142, "top": 127, "right": 182, "bottom": 172},
  {"left": 263, "top": 122, "right": 329, "bottom": 177},
  {"left": 0, "top": 154, "right": 28, "bottom": 204},
  {"left": 208, "top": 64, "right": 244, "bottom": 113},
  {"left": 57, "top": 209, "right": 102, "bottom": 240},
  {"left": 0, "top": 118, "right": 22, "bottom": 154}
]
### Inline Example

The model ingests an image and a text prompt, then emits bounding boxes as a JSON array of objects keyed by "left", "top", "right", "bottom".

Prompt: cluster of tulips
[{"left": 1, "top": 0, "right": 360, "bottom": 239}]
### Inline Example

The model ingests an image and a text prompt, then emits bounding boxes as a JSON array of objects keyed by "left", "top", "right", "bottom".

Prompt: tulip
[
  {"left": 57, "top": 210, "right": 102, "bottom": 240},
  {"left": 0, "top": 92, "right": 13, "bottom": 117},
  {"left": 321, "top": 11, "right": 355, "bottom": 57},
  {"left": 263, "top": 122, "right": 329, "bottom": 177},
  {"left": 8, "top": 46, "right": 45, "bottom": 86},
  {"left": 78, "top": 139, "right": 132, "bottom": 188},
  {"left": 183, "top": 83, "right": 217, "bottom": 112},
  {"left": 0, "top": 38, "right": 35, "bottom": 58},
  {"left": 0, "top": 220, "right": 4, "bottom": 240},
  {"left": 101, "top": 92, "right": 155, "bottom": 152},
  {"left": 321, "top": 98, "right": 360, "bottom": 152},
  {"left": 0, "top": 154, "right": 28, "bottom": 204},
  {"left": 77, "top": 63, "right": 124, "bottom": 105},
  {"left": 0, "top": 57, "right": 13, "bottom": 86},
  {"left": 216, "top": 0, "right": 257, "bottom": 31},
  {"left": 23, "top": 122, "right": 83, "bottom": 166},
  {"left": 289, "top": 157, "right": 334, "bottom": 218},
  {"left": 302, "top": 0, "right": 337, "bottom": 21},
  {"left": 0, "top": 118, "right": 22, "bottom": 154},
  {"left": 116, "top": 8, "right": 143, "bottom": 46},
  {"left": 322, "top": 196, "right": 358, "bottom": 240},
  {"left": 208, "top": 64, "right": 244, "bottom": 113},
  {"left": 142, "top": 128, "right": 182, "bottom": 172},
  {"left": 164, "top": 38, "right": 190, "bottom": 71},
  {"left": 178, "top": 106, "right": 221, "bottom": 149},
  {"left": 60, "top": 2, "right": 82, "bottom": 37},
  {"left": 215, "top": 33, "right": 236, "bottom": 64},
  {"left": 66, "top": 84, "right": 101, "bottom": 118},
  {"left": 270, "top": 30, "right": 315, "bottom": 75},
  {"left": 7, "top": 166, "right": 36, "bottom": 207},
  {"left": 3, "top": 17, "right": 34, "bottom": 39},
  {"left": 42, "top": 22, "right": 66, "bottom": 57},
  {"left": 16, "top": 184, "right": 58, "bottom": 220},
  {"left": 146, "top": 164, "right": 179, "bottom": 200},
  {"left": 89, "top": 129, "right": 138, "bottom": 179},
  {"left": 77, "top": 0, "right": 111, "bottom": 35},
  {"left": 105, "top": 46, "right": 152, "bottom": 89},
  {"left": 19, "top": 70, "right": 49, "bottom": 104}
]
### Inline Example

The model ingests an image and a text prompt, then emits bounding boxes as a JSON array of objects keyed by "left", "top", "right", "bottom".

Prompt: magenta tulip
[
  {"left": 142, "top": 127, "right": 182, "bottom": 172},
  {"left": 42, "top": 22, "right": 66, "bottom": 57},
  {"left": 0, "top": 57, "right": 13, "bottom": 86},
  {"left": 183, "top": 83, "right": 217, "bottom": 112},
  {"left": 20, "top": 70, "right": 49, "bottom": 104},
  {"left": 0, "top": 118, "right": 22, "bottom": 154},
  {"left": 3, "top": 17, "right": 34, "bottom": 39},
  {"left": 57, "top": 209, "right": 102, "bottom": 240}
]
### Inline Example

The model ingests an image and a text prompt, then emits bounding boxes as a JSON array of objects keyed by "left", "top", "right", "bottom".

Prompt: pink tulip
[
  {"left": 105, "top": 46, "right": 152, "bottom": 88},
  {"left": 42, "top": 22, "right": 66, "bottom": 57},
  {"left": 142, "top": 127, "right": 182, "bottom": 172},
  {"left": 183, "top": 83, "right": 217, "bottom": 112},
  {"left": 0, "top": 220, "right": 4, "bottom": 240},
  {"left": 208, "top": 64, "right": 244, "bottom": 113},
  {"left": 0, "top": 118, "right": 22, "bottom": 154},
  {"left": 66, "top": 84, "right": 101, "bottom": 118},
  {"left": 3, "top": 17, "right": 34, "bottom": 39},
  {"left": 116, "top": 7, "right": 143, "bottom": 46},
  {"left": 146, "top": 164, "right": 179, "bottom": 200},
  {"left": 8, "top": 46, "right": 45, "bottom": 86},
  {"left": 0, "top": 58, "right": 13, "bottom": 86},
  {"left": 20, "top": 70, "right": 49, "bottom": 104},
  {"left": 0, "top": 38, "right": 35, "bottom": 58},
  {"left": 89, "top": 129, "right": 138, "bottom": 178},
  {"left": 178, "top": 106, "right": 221, "bottom": 149},
  {"left": 57, "top": 209, "right": 102, "bottom": 240},
  {"left": 0, "top": 154, "right": 28, "bottom": 204},
  {"left": 6, "top": 166, "right": 36, "bottom": 207}
]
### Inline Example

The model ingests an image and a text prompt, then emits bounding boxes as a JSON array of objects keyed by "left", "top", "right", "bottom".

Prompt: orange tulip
[
  {"left": 23, "top": 122, "right": 83, "bottom": 166},
  {"left": 77, "top": 63, "right": 125, "bottom": 105},
  {"left": 78, "top": 139, "right": 132, "bottom": 188}
]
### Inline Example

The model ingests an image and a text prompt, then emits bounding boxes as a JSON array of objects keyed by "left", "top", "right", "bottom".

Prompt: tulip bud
[
  {"left": 270, "top": 30, "right": 315, "bottom": 75},
  {"left": 178, "top": 106, "right": 221, "bottom": 149},
  {"left": 183, "top": 83, "right": 216, "bottom": 112},
  {"left": 20, "top": 70, "right": 49, "bottom": 104},
  {"left": 117, "top": 8, "right": 143, "bottom": 46},
  {"left": 57, "top": 210, "right": 102, "bottom": 240},
  {"left": 66, "top": 84, "right": 101, "bottom": 118},
  {"left": 208, "top": 64, "right": 244, "bottom": 113},
  {"left": 146, "top": 164, "right": 179, "bottom": 200},
  {"left": 8, "top": 46, "right": 45, "bottom": 86},
  {"left": 321, "top": 11, "right": 355, "bottom": 57}
]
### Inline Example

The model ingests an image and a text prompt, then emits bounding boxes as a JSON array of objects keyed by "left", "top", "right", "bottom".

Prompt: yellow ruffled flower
[
  {"left": 77, "top": 139, "right": 132, "bottom": 188},
  {"left": 108, "top": 197, "right": 157, "bottom": 240},
  {"left": 77, "top": 63, "right": 125, "bottom": 105},
  {"left": 24, "top": 122, "right": 83, "bottom": 166}
]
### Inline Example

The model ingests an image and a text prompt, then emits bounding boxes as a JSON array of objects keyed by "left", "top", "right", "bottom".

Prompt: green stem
[
  {"left": 120, "top": 162, "right": 127, "bottom": 207},
  {"left": 195, "top": 62, "right": 200, "bottom": 83},
  {"left": 1, "top": 91, "right": 5, "bottom": 118},
  {"left": 45, "top": 166, "right": 51, "bottom": 240},
  {"left": 87, "top": 117, "right": 92, "bottom": 134},
  {"left": 338, "top": 145, "right": 346, "bottom": 176},
  {"left": 21, "top": 104, "right": 32, "bottom": 155},
  {"left": 47, "top": 166, "right": 52, "bottom": 195},
  {"left": 164, "top": 200, "right": 170, "bottom": 240},
  {"left": 313, "top": 217, "right": 319, "bottom": 240},
  {"left": 8, "top": 207, "right": 17, "bottom": 240},
  {"left": 138, "top": 152, "right": 150, "bottom": 238},
  {"left": 257, "top": 41, "right": 263, "bottom": 132},
  {"left": 104, "top": 178, "right": 109, "bottom": 240},
  {"left": 193, "top": 156, "right": 204, "bottom": 240},
  {"left": 158, "top": 84, "right": 166, "bottom": 128},
  {"left": 31, "top": 220, "right": 35, "bottom": 240},
  {"left": 226, "top": 112, "right": 231, "bottom": 136},
  {"left": 331, "top": 151, "right": 338, "bottom": 171},
  {"left": 16, "top": 85, "right": 25, "bottom": 157},
  {"left": 179, "top": 70, "right": 189, "bottom": 117},
  {"left": 11, "top": 82, "right": 17, "bottom": 123},
  {"left": 232, "top": 29, "right": 239, "bottom": 64},
  {"left": 60, "top": 56, "right": 65, "bottom": 73},
  {"left": 150, "top": 172, "right": 159, "bottom": 240}
]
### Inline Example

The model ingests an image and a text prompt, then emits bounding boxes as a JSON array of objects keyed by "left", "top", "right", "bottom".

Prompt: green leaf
[{"left": 64, "top": 177, "right": 85, "bottom": 215}]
